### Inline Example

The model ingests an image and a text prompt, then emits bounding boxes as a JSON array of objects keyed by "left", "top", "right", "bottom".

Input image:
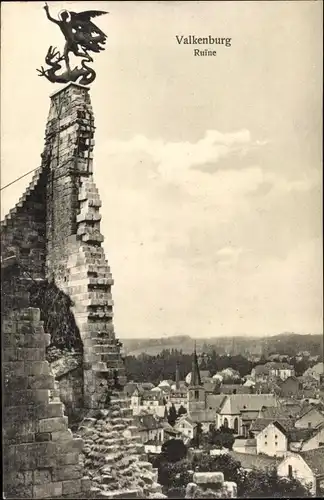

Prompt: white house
[
  {"left": 256, "top": 421, "right": 288, "bottom": 457},
  {"left": 133, "top": 414, "right": 165, "bottom": 444},
  {"left": 251, "top": 362, "right": 295, "bottom": 382},
  {"left": 131, "top": 388, "right": 166, "bottom": 417},
  {"left": 174, "top": 415, "right": 197, "bottom": 440},
  {"left": 144, "top": 440, "right": 162, "bottom": 455},
  {"left": 277, "top": 449, "right": 324, "bottom": 496}
]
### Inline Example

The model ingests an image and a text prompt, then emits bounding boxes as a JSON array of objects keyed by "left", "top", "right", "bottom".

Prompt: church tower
[{"left": 188, "top": 342, "right": 206, "bottom": 414}]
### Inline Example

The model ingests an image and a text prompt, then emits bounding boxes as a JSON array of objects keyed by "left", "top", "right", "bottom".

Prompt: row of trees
[
  {"left": 190, "top": 424, "right": 236, "bottom": 451},
  {"left": 149, "top": 439, "right": 311, "bottom": 499},
  {"left": 124, "top": 348, "right": 319, "bottom": 386},
  {"left": 167, "top": 404, "right": 187, "bottom": 427},
  {"left": 124, "top": 349, "right": 255, "bottom": 385}
]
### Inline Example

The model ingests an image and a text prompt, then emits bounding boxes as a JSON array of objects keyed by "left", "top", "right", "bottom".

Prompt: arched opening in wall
[
  {"left": 223, "top": 418, "right": 229, "bottom": 429},
  {"left": 234, "top": 417, "right": 239, "bottom": 434}
]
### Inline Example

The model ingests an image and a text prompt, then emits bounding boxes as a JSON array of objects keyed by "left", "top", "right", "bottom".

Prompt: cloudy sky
[{"left": 1, "top": 1, "right": 322, "bottom": 338}]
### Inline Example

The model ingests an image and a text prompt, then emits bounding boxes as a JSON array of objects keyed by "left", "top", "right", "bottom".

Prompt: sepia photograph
[{"left": 1, "top": 1, "right": 323, "bottom": 498}]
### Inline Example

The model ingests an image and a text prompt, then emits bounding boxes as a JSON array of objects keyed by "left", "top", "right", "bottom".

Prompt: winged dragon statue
[{"left": 37, "top": 3, "right": 108, "bottom": 85}]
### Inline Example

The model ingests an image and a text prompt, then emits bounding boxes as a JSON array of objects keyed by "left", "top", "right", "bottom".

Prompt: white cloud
[{"left": 92, "top": 130, "right": 322, "bottom": 337}]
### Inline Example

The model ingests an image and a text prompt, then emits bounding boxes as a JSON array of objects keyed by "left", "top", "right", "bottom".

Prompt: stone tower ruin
[
  {"left": 1, "top": 82, "right": 126, "bottom": 413},
  {"left": 2, "top": 80, "right": 166, "bottom": 500}
]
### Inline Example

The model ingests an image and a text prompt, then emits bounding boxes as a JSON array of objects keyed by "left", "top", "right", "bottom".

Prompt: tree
[
  {"left": 168, "top": 404, "right": 178, "bottom": 427},
  {"left": 154, "top": 438, "right": 311, "bottom": 499},
  {"left": 191, "top": 422, "right": 203, "bottom": 449},
  {"left": 208, "top": 426, "right": 235, "bottom": 450},
  {"left": 157, "top": 458, "right": 192, "bottom": 497},
  {"left": 161, "top": 439, "right": 187, "bottom": 463},
  {"left": 292, "top": 357, "right": 310, "bottom": 377},
  {"left": 238, "top": 468, "right": 311, "bottom": 498},
  {"left": 191, "top": 453, "right": 242, "bottom": 484},
  {"left": 178, "top": 405, "right": 187, "bottom": 417}
]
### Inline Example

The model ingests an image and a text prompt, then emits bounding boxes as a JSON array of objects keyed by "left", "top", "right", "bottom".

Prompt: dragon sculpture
[{"left": 37, "top": 3, "right": 108, "bottom": 85}]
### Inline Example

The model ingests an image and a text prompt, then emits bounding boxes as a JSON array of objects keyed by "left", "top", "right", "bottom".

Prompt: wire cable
[{"left": 0, "top": 167, "right": 40, "bottom": 191}]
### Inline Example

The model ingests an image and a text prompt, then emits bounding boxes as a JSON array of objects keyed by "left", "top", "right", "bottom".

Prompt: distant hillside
[{"left": 122, "top": 333, "right": 323, "bottom": 358}]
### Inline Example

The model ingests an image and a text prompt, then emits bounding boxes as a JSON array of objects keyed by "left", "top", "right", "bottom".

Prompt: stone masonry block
[
  {"left": 33, "top": 481, "right": 63, "bottom": 499},
  {"left": 81, "top": 476, "right": 91, "bottom": 492},
  {"left": 55, "top": 438, "right": 84, "bottom": 454},
  {"left": 27, "top": 374, "right": 55, "bottom": 390},
  {"left": 4, "top": 389, "right": 49, "bottom": 406},
  {"left": 33, "top": 468, "right": 52, "bottom": 485},
  {"left": 5, "top": 376, "right": 29, "bottom": 392},
  {"left": 52, "top": 465, "right": 83, "bottom": 482},
  {"left": 24, "top": 361, "right": 51, "bottom": 376},
  {"left": 19, "top": 308, "right": 41, "bottom": 322},
  {"left": 193, "top": 472, "right": 224, "bottom": 485},
  {"left": 2, "top": 320, "right": 17, "bottom": 334},
  {"left": 17, "top": 347, "right": 45, "bottom": 361},
  {"left": 56, "top": 452, "right": 80, "bottom": 466},
  {"left": 38, "top": 416, "right": 69, "bottom": 433},
  {"left": 3, "top": 349, "right": 18, "bottom": 362},
  {"left": 62, "top": 479, "right": 82, "bottom": 495},
  {"left": 51, "top": 430, "right": 74, "bottom": 441}
]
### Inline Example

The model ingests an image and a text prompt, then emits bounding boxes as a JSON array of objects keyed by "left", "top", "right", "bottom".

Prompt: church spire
[
  {"left": 191, "top": 341, "right": 202, "bottom": 386},
  {"left": 175, "top": 362, "right": 180, "bottom": 390}
]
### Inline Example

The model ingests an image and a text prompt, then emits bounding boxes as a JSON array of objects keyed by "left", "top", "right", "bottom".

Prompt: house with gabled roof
[
  {"left": 279, "top": 375, "right": 303, "bottom": 398},
  {"left": 130, "top": 386, "right": 166, "bottom": 417},
  {"left": 219, "top": 384, "right": 253, "bottom": 395},
  {"left": 294, "top": 405, "right": 324, "bottom": 430},
  {"left": 250, "top": 401, "right": 304, "bottom": 436},
  {"left": 288, "top": 426, "right": 321, "bottom": 452},
  {"left": 229, "top": 450, "right": 281, "bottom": 472},
  {"left": 216, "top": 393, "right": 278, "bottom": 435},
  {"left": 251, "top": 362, "right": 295, "bottom": 382},
  {"left": 251, "top": 417, "right": 324, "bottom": 457},
  {"left": 133, "top": 413, "right": 165, "bottom": 443},
  {"left": 277, "top": 448, "right": 324, "bottom": 496},
  {"left": 256, "top": 421, "right": 288, "bottom": 457},
  {"left": 303, "top": 363, "right": 324, "bottom": 382},
  {"left": 174, "top": 414, "right": 197, "bottom": 441},
  {"left": 297, "top": 374, "right": 319, "bottom": 389},
  {"left": 250, "top": 417, "right": 295, "bottom": 437},
  {"left": 300, "top": 423, "right": 324, "bottom": 451}
]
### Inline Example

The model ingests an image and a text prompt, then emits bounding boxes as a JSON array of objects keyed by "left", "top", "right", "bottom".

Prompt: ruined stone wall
[
  {"left": 2, "top": 305, "right": 89, "bottom": 499},
  {"left": 1, "top": 81, "right": 144, "bottom": 499},
  {"left": 0, "top": 167, "right": 47, "bottom": 280},
  {"left": 76, "top": 401, "right": 165, "bottom": 498}
]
